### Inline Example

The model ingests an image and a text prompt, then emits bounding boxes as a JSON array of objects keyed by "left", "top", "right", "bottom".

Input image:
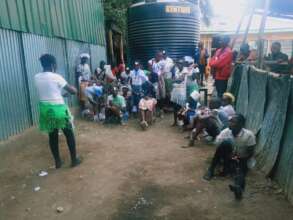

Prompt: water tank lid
[{"left": 131, "top": 0, "right": 194, "bottom": 8}]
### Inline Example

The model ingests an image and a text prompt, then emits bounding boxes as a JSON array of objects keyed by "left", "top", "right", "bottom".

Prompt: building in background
[
  {"left": 201, "top": 15, "right": 293, "bottom": 57},
  {"left": 0, "top": 0, "right": 106, "bottom": 140}
]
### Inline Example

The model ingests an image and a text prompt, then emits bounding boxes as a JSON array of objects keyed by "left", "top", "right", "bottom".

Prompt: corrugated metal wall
[
  {"left": 90, "top": 44, "right": 107, "bottom": 72},
  {"left": 22, "top": 34, "right": 68, "bottom": 123},
  {"left": 0, "top": 0, "right": 105, "bottom": 45},
  {"left": 0, "top": 29, "right": 32, "bottom": 140},
  {"left": 0, "top": 31, "right": 106, "bottom": 140}
]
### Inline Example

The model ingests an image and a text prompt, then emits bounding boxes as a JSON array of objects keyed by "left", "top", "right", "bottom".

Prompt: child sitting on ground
[{"left": 139, "top": 94, "right": 157, "bottom": 130}]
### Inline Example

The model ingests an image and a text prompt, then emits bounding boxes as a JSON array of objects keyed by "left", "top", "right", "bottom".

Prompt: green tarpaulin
[
  {"left": 236, "top": 65, "right": 249, "bottom": 118},
  {"left": 275, "top": 83, "right": 293, "bottom": 204},
  {"left": 256, "top": 75, "right": 291, "bottom": 176},
  {"left": 246, "top": 67, "right": 268, "bottom": 134}
]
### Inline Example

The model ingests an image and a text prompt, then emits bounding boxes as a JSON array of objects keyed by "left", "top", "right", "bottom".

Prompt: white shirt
[
  {"left": 130, "top": 69, "right": 147, "bottom": 86},
  {"left": 221, "top": 105, "right": 236, "bottom": 118},
  {"left": 163, "top": 57, "right": 174, "bottom": 78},
  {"left": 148, "top": 59, "right": 164, "bottom": 75},
  {"left": 215, "top": 128, "right": 256, "bottom": 158},
  {"left": 34, "top": 72, "right": 67, "bottom": 104},
  {"left": 77, "top": 63, "right": 91, "bottom": 82}
]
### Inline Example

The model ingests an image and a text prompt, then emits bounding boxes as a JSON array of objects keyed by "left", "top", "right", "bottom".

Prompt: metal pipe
[{"left": 257, "top": 0, "right": 271, "bottom": 68}]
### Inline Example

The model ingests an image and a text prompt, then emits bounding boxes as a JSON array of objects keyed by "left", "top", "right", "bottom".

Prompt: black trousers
[
  {"left": 199, "top": 64, "right": 206, "bottom": 84},
  {"left": 210, "top": 140, "right": 248, "bottom": 176},
  {"left": 215, "top": 79, "right": 228, "bottom": 98},
  {"left": 49, "top": 127, "right": 77, "bottom": 165}
]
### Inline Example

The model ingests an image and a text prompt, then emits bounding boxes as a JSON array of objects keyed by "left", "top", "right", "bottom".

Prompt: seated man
[
  {"left": 177, "top": 90, "right": 200, "bottom": 130},
  {"left": 121, "top": 86, "right": 132, "bottom": 115},
  {"left": 84, "top": 82, "right": 104, "bottom": 121},
  {"left": 187, "top": 98, "right": 227, "bottom": 146},
  {"left": 105, "top": 87, "right": 127, "bottom": 124},
  {"left": 203, "top": 114, "right": 256, "bottom": 200},
  {"left": 139, "top": 94, "right": 157, "bottom": 130}
]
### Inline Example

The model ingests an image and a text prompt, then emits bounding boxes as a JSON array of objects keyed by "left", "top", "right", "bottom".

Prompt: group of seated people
[
  {"left": 175, "top": 90, "right": 256, "bottom": 200},
  {"left": 76, "top": 52, "right": 172, "bottom": 129},
  {"left": 77, "top": 52, "right": 256, "bottom": 200}
]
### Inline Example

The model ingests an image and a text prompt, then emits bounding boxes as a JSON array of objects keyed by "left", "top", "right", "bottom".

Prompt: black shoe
[
  {"left": 203, "top": 169, "right": 214, "bottom": 181},
  {"left": 71, "top": 157, "right": 82, "bottom": 168},
  {"left": 55, "top": 160, "right": 63, "bottom": 169},
  {"left": 229, "top": 184, "right": 243, "bottom": 200}
]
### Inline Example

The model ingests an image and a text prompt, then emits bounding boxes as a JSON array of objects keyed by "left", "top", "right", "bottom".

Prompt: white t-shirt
[
  {"left": 163, "top": 57, "right": 174, "bottom": 78},
  {"left": 130, "top": 69, "right": 147, "bottom": 86},
  {"left": 221, "top": 105, "right": 236, "bottom": 118},
  {"left": 34, "top": 72, "right": 67, "bottom": 104},
  {"left": 148, "top": 59, "right": 164, "bottom": 75},
  {"left": 77, "top": 63, "right": 91, "bottom": 82},
  {"left": 215, "top": 128, "right": 256, "bottom": 158}
]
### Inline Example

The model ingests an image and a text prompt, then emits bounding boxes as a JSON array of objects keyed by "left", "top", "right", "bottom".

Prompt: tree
[{"left": 103, "top": 0, "right": 133, "bottom": 37}]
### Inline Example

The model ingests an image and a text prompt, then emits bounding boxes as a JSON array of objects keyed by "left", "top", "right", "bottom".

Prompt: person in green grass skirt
[{"left": 34, "top": 54, "right": 82, "bottom": 169}]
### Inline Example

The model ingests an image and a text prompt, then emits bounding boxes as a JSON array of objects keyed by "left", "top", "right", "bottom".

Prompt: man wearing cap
[
  {"left": 130, "top": 61, "right": 148, "bottom": 113},
  {"left": 76, "top": 53, "right": 92, "bottom": 110}
]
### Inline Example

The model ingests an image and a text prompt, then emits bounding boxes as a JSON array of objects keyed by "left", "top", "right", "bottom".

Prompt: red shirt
[{"left": 209, "top": 47, "right": 233, "bottom": 80}]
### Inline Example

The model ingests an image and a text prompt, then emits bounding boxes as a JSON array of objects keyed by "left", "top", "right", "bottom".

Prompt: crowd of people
[{"left": 34, "top": 35, "right": 293, "bottom": 200}]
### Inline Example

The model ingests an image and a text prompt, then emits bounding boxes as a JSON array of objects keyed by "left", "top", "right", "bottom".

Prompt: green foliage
[{"left": 103, "top": 0, "right": 133, "bottom": 36}]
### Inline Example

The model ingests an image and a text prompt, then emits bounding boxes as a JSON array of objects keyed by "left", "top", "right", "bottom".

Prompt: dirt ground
[{"left": 1, "top": 115, "right": 293, "bottom": 220}]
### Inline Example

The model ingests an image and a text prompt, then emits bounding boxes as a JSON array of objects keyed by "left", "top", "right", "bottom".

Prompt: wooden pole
[
  {"left": 108, "top": 30, "right": 115, "bottom": 64},
  {"left": 257, "top": 0, "right": 271, "bottom": 68}
]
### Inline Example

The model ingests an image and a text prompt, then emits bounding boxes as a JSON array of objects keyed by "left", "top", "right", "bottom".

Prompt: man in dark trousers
[
  {"left": 203, "top": 114, "right": 256, "bottom": 199},
  {"left": 209, "top": 36, "right": 233, "bottom": 98},
  {"left": 34, "top": 54, "right": 82, "bottom": 169}
]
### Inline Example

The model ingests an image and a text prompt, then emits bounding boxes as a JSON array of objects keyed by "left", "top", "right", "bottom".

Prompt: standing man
[
  {"left": 198, "top": 42, "right": 209, "bottom": 86},
  {"left": 265, "top": 41, "right": 289, "bottom": 74},
  {"left": 148, "top": 51, "right": 165, "bottom": 116},
  {"left": 162, "top": 50, "right": 174, "bottom": 109},
  {"left": 130, "top": 61, "right": 148, "bottom": 113},
  {"left": 76, "top": 53, "right": 92, "bottom": 110},
  {"left": 35, "top": 54, "right": 81, "bottom": 169},
  {"left": 209, "top": 36, "right": 233, "bottom": 98}
]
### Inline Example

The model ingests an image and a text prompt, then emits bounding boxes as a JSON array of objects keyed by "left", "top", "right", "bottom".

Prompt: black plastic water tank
[{"left": 128, "top": 0, "right": 200, "bottom": 66}]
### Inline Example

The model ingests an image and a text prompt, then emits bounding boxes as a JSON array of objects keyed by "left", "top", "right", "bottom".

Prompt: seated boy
[
  {"left": 105, "top": 87, "right": 127, "bottom": 124},
  {"left": 139, "top": 94, "right": 157, "bottom": 130}
]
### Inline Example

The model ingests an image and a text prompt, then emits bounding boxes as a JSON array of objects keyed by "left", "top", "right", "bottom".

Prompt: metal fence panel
[
  {"left": 255, "top": 75, "right": 291, "bottom": 175},
  {"left": 90, "top": 44, "right": 107, "bottom": 72},
  {"left": 0, "top": 29, "right": 31, "bottom": 140},
  {"left": 22, "top": 33, "right": 67, "bottom": 124},
  {"left": 275, "top": 83, "right": 293, "bottom": 204},
  {"left": 0, "top": 0, "right": 105, "bottom": 45}
]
